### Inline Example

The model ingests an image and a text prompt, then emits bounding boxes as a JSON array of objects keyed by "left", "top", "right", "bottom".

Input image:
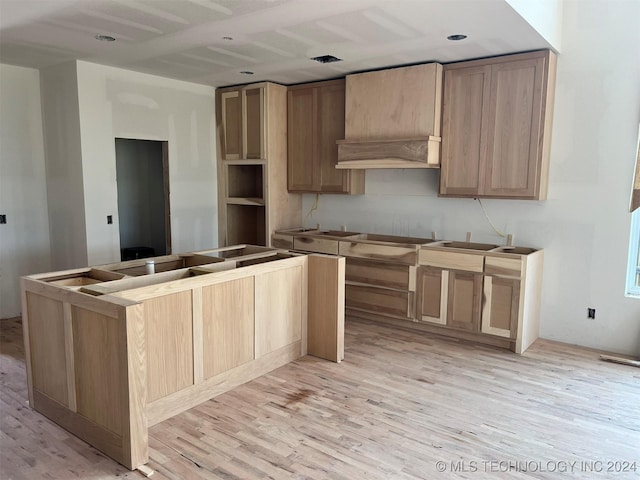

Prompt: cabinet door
[
  {"left": 317, "top": 82, "right": 348, "bottom": 193},
  {"left": 481, "top": 276, "right": 520, "bottom": 338},
  {"left": 447, "top": 271, "right": 482, "bottom": 331},
  {"left": 220, "top": 90, "right": 242, "bottom": 160},
  {"left": 244, "top": 86, "right": 264, "bottom": 159},
  {"left": 440, "top": 65, "right": 491, "bottom": 196},
  {"left": 288, "top": 87, "right": 318, "bottom": 191},
  {"left": 483, "top": 56, "right": 545, "bottom": 198},
  {"left": 416, "top": 267, "right": 448, "bottom": 325}
]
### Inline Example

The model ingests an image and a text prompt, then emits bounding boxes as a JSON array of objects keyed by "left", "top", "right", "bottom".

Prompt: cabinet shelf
[
  {"left": 225, "top": 197, "right": 265, "bottom": 206},
  {"left": 223, "top": 159, "right": 266, "bottom": 166}
]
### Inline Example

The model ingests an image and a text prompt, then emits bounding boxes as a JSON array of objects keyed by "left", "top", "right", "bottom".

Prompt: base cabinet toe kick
[
  {"left": 274, "top": 229, "right": 544, "bottom": 354},
  {"left": 21, "top": 246, "right": 345, "bottom": 470}
]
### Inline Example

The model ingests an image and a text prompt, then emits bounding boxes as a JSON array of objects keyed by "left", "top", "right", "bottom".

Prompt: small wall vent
[{"left": 310, "top": 55, "right": 342, "bottom": 64}]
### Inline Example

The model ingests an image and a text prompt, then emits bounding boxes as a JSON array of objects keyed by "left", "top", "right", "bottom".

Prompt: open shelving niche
[{"left": 223, "top": 159, "right": 267, "bottom": 245}]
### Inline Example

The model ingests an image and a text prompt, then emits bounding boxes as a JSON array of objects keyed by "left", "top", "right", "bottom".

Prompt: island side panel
[
  {"left": 307, "top": 254, "right": 345, "bottom": 362},
  {"left": 254, "top": 264, "right": 303, "bottom": 358},
  {"left": 143, "top": 291, "right": 194, "bottom": 402},
  {"left": 21, "top": 274, "right": 140, "bottom": 469},
  {"left": 24, "top": 292, "right": 68, "bottom": 406},
  {"left": 122, "top": 303, "right": 148, "bottom": 469},
  {"left": 202, "top": 276, "right": 255, "bottom": 378}
]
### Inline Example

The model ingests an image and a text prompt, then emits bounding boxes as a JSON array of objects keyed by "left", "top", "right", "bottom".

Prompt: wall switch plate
[
  {"left": 587, "top": 308, "right": 596, "bottom": 319},
  {"left": 107, "top": 215, "right": 113, "bottom": 224},
  {"left": 0, "top": 214, "right": 6, "bottom": 224}
]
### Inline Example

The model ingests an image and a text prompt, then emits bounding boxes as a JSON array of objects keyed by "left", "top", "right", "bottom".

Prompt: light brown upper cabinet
[
  {"left": 288, "top": 80, "right": 364, "bottom": 194},
  {"left": 336, "top": 63, "right": 443, "bottom": 169},
  {"left": 440, "top": 50, "right": 557, "bottom": 199},
  {"left": 220, "top": 85, "right": 265, "bottom": 160}
]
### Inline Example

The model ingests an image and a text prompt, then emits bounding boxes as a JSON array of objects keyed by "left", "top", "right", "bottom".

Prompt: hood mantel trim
[{"left": 336, "top": 136, "right": 441, "bottom": 169}]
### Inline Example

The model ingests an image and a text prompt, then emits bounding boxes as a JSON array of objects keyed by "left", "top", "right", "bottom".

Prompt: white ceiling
[{"left": 0, "top": 0, "right": 556, "bottom": 87}]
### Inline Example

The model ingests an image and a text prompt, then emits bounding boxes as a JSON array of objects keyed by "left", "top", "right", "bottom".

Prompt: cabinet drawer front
[
  {"left": 346, "top": 284, "right": 411, "bottom": 318},
  {"left": 271, "top": 234, "right": 294, "bottom": 250},
  {"left": 484, "top": 256, "right": 522, "bottom": 277},
  {"left": 293, "top": 236, "right": 339, "bottom": 255},
  {"left": 345, "top": 258, "right": 411, "bottom": 290},
  {"left": 419, "top": 249, "right": 484, "bottom": 272},
  {"left": 339, "top": 242, "right": 417, "bottom": 265}
]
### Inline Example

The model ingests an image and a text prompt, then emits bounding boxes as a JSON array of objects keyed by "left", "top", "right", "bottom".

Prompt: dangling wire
[
  {"left": 476, "top": 198, "right": 506, "bottom": 238},
  {"left": 303, "top": 193, "right": 320, "bottom": 224}
]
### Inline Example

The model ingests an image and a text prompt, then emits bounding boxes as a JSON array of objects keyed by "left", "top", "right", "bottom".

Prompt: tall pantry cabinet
[{"left": 216, "top": 82, "right": 301, "bottom": 246}]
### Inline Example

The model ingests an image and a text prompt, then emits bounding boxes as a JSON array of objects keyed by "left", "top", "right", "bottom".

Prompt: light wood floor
[{"left": 1, "top": 316, "right": 639, "bottom": 479}]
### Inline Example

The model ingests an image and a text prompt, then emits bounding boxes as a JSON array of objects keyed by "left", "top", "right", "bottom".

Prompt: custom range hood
[{"left": 336, "top": 62, "right": 443, "bottom": 170}]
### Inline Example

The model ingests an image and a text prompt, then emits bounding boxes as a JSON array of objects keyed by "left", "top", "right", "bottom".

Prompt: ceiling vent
[{"left": 310, "top": 55, "right": 342, "bottom": 64}]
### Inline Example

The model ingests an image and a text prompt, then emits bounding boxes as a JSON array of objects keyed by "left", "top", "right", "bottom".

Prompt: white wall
[
  {"left": 40, "top": 61, "right": 88, "bottom": 270},
  {"left": 0, "top": 65, "right": 51, "bottom": 318},
  {"left": 506, "top": 0, "right": 563, "bottom": 51},
  {"left": 301, "top": 0, "right": 640, "bottom": 355},
  {"left": 76, "top": 61, "right": 218, "bottom": 265}
]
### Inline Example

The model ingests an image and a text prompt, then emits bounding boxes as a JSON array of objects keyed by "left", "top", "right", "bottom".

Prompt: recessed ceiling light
[
  {"left": 240, "top": 71, "right": 254, "bottom": 75},
  {"left": 95, "top": 34, "right": 116, "bottom": 42},
  {"left": 222, "top": 36, "right": 233, "bottom": 41},
  {"left": 310, "top": 55, "right": 342, "bottom": 64},
  {"left": 447, "top": 34, "right": 467, "bottom": 41}
]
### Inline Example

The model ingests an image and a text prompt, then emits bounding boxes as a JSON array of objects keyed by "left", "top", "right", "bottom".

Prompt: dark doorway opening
[{"left": 115, "top": 138, "right": 171, "bottom": 260}]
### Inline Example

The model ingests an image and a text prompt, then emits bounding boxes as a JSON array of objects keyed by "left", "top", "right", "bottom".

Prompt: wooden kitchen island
[{"left": 20, "top": 245, "right": 345, "bottom": 470}]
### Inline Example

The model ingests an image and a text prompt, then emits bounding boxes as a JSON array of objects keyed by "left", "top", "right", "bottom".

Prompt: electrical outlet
[
  {"left": 0, "top": 214, "right": 6, "bottom": 224},
  {"left": 587, "top": 308, "right": 596, "bottom": 319},
  {"left": 107, "top": 215, "right": 113, "bottom": 224}
]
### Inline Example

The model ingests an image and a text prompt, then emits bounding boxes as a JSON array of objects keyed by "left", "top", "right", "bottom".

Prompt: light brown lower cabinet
[
  {"left": 416, "top": 267, "right": 484, "bottom": 333},
  {"left": 272, "top": 230, "right": 543, "bottom": 354},
  {"left": 417, "top": 246, "right": 542, "bottom": 353},
  {"left": 417, "top": 266, "right": 518, "bottom": 336}
]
